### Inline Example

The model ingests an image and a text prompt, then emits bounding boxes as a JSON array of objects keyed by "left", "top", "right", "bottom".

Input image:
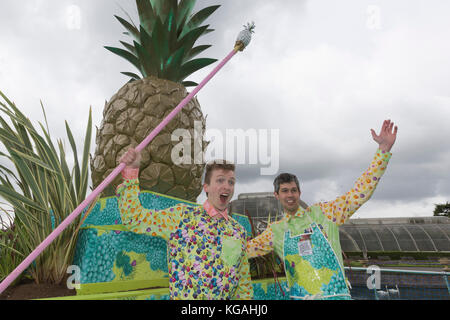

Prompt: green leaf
[
  {"left": 114, "top": 15, "right": 140, "bottom": 42},
  {"left": 135, "top": 37, "right": 156, "bottom": 77},
  {"left": 12, "top": 119, "right": 33, "bottom": 153},
  {"left": 184, "top": 45, "right": 212, "bottom": 62},
  {"left": 181, "top": 81, "right": 198, "bottom": 87},
  {"left": 150, "top": 17, "right": 166, "bottom": 76},
  {"left": 0, "top": 163, "right": 18, "bottom": 180},
  {"left": 119, "top": 41, "right": 138, "bottom": 55},
  {"left": 65, "top": 121, "right": 80, "bottom": 197},
  {"left": 176, "top": 25, "right": 209, "bottom": 55},
  {"left": 0, "top": 241, "right": 24, "bottom": 257},
  {"left": 157, "top": 0, "right": 177, "bottom": 24},
  {"left": 79, "top": 108, "right": 92, "bottom": 203},
  {"left": 9, "top": 150, "right": 46, "bottom": 205},
  {"left": 35, "top": 122, "right": 65, "bottom": 206},
  {"left": 166, "top": 6, "right": 178, "bottom": 54},
  {"left": 36, "top": 161, "right": 48, "bottom": 212},
  {"left": 178, "top": 58, "right": 217, "bottom": 82},
  {"left": 104, "top": 46, "right": 141, "bottom": 73},
  {"left": 0, "top": 128, "right": 21, "bottom": 149},
  {"left": 0, "top": 90, "right": 17, "bottom": 110},
  {"left": 9, "top": 148, "right": 57, "bottom": 174},
  {"left": 137, "top": 0, "right": 157, "bottom": 34},
  {"left": 149, "top": 0, "right": 163, "bottom": 18},
  {"left": 182, "top": 5, "right": 220, "bottom": 37},
  {"left": 121, "top": 72, "right": 141, "bottom": 81},
  {"left": 177, "top": 0, "right": 196, "bottom": 28},
  {"left": 0, "top": 184, "right": 45, "bottom": 213},
  {"left": 164, "top": 47, "right": 185, "bottom": 81},
  {"left": 40, "top": 100, "right": 51, "bottom": 138},
  {"left": 203, "top": 28, "right": 215, "bottom": 36},
  {"left": 188, "top": 5, "right": 220, "bottom": 28},
  {"left": 57, "top": 139, "right": 76, "bottom": 206}
]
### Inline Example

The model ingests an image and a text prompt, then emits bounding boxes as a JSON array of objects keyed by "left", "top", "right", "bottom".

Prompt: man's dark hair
[{"left": 273, "top": 173, "right": 300, "bottom": 193}]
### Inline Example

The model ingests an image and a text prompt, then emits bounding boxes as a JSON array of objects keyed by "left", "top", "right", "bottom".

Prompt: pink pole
[{"left": 0, "top": 47, "right": 239, "bottom": 294}]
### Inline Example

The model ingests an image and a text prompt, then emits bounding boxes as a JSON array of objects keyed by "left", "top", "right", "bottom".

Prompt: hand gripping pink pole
[{"left": 0, "top": 47, "right": 240, "bottom": 294}]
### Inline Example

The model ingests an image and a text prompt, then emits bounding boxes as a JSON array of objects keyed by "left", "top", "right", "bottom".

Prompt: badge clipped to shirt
[{"left": 298, "top": 233, "right": 313, "bottom": 256}]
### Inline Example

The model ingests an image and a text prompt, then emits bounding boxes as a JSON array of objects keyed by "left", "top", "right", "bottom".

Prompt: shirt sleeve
[
  {"left": 318, "top": 148, "right": 392, "bottom": 226},
  {"left": 233, "top": 250, "right": 254, "bottom": 300},
  {"left": 116, "top": 176, "right": 183, "bottom": 241},
  {"left": 246, "top": 225, "right": 275, "bottom": 259}
]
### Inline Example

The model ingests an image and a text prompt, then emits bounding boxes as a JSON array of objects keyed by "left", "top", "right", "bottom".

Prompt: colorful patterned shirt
[
  {"left": 247, "top": 148, "right": 392, "bottom": 258},
  {"left": 116, "top": 175, "right": 253, "bottom": 300}
]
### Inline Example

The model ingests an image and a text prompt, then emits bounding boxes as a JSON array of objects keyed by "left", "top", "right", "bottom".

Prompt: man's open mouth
[{"left": 220, "top": 193, "right": 229, "bottom": 203}]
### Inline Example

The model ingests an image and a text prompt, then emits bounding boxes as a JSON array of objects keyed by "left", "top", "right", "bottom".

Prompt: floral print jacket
[{"left": 116, "top": 174, "right": 253, "bottom": 300}]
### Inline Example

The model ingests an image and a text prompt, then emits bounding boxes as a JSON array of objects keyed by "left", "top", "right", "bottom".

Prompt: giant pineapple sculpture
[{"left": 91, "top": 0, "right": 219, "bottom": 200}]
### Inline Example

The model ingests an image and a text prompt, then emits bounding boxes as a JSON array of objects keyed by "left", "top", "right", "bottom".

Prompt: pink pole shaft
[{"left": 0, "top": 48, "right": 239, "bottom": 294}]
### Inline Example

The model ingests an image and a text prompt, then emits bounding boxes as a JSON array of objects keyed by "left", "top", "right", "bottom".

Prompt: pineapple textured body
[{"left": 91, "top": 76, "right": 208, "bottom": 201}]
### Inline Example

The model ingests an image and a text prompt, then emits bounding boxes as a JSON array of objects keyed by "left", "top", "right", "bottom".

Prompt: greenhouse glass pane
[
  {"left": 439, "top": 224, "right": 450, "bottom": 238},
  {"left": 256, "top": 200, "right": 271, "bottom": 218},
  {"left": 373, "top": 227, "right": 400, "bottom": 251},
  {"left": 433, "top": 239, "right": 450, "bottom": 251},
  {"left": 339, "top": 230, "right": 359, "bottom": 252},
  {"left": 421, "top": 225, "right": 450, "bottom": 251},
  {"left": 405, "top": 226, "right": 436, "bottom": 251},
  {"left": 343, "top": 227, "right": 366, "bottom": 251},
  {"left": 422, "top": 225, "right": 448, "bottom": 240},
  {"left": 244, "top": 200, "right": 257, "bottom": 217},
  {"left": 231, "top": 201, "right": 244, "bottom": 214},
  {"left": 357, "top": 227, "right": 382, "bottom": 251},
  {"left": 388, "top": 226, "right": 417, "bottom": 251}
]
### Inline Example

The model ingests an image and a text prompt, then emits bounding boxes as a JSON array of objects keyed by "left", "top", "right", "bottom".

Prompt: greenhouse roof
[{"left": 340, "top": 217, "right": 450, "bottom": 252}]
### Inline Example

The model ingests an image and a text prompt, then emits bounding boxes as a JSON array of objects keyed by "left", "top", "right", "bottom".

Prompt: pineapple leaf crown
[
  {"left": 243, "top": 21, "right": 255, "bottom": 34},
  {"left": 106, "top": 0, "right": 220, "bottom": 87}
]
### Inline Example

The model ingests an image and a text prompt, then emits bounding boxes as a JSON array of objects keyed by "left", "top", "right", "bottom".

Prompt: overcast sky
[{"left": 1, "top": 0, "right": 449, "bottom": 221}]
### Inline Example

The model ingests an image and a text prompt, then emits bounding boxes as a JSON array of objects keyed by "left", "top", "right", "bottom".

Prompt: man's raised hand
[{"left": 370, "top": 119, "right": 398, "bottom": 152}]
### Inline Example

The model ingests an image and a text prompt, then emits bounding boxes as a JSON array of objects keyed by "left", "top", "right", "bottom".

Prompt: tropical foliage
[{"left": 0, "top": 91, "right": 92, "bottom": 284}]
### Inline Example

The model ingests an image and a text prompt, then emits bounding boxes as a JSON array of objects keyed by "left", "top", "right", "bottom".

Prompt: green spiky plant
[
  {"left": 91, "top": 0, "right": 220, "bottom": 200},
  {"left": 0, "top": 91, "right": 93, "bottom": 285},
  {"left": 0, "top": 206, "right": 22, "bottom": 286}
]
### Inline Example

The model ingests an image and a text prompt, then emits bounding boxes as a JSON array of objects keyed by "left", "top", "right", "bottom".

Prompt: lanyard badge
[{"left": 298, "top": 233, "right": 313, "bottom": 256}]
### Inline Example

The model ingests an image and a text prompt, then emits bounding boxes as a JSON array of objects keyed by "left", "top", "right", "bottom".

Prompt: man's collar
[
  {"left": 284, "top": 207, "right": 305, "bottom": 220},
  {"left": 203, "top": 200, "right": 229, "bottom": 221}
]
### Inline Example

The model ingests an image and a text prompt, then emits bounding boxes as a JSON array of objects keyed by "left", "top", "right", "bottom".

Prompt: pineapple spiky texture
[
  {"left": 91, "top": 0, "right": 219, "bottom": 200},
  {"left": 235, "top": 21, "right": 256, "bottom": 51}
]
